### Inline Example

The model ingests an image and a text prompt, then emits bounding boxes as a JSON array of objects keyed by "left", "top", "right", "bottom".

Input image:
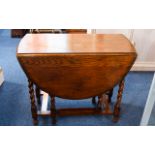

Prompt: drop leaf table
[{"left": 17, "top": 34, "right": 137, "bottom": 125}]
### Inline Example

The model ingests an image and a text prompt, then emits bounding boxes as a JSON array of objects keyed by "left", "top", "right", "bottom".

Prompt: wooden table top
[
  {"left": 17, "top": 34, "right": 136, "bottom": 55},
  {"left": 17, "top": 34, "right": 137, "bottom": 99}
]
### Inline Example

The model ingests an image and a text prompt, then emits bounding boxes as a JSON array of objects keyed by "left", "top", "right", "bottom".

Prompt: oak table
[{"left": 16, "top": 34, "right": 137, "bottom": 125}]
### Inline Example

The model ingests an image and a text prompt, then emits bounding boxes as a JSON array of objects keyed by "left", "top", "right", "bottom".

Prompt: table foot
[
  {"left": 113, "top": 107, "right": 120, "bottom": 122},
  {"left": 33, "top": 119, "right": 39, "bottom": 126}
]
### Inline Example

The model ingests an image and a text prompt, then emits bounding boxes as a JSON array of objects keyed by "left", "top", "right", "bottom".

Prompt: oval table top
[{"left": 17, "top": 34, "right": 137, "bottom": 99}]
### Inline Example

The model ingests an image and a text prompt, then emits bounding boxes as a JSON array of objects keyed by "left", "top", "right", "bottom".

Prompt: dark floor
[{"left": 0, "top": 29, "right": 153, "bottom": 125}]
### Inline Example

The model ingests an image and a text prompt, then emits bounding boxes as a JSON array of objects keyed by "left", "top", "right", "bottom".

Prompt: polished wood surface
[
  {"left": 17, "top": 34, "right": 136, "bottom": 100},
  {"left": 17, "top": 34, "right": 135, "bottom": 54},
  {"left": 17, "top": 34, "right": 137, "bottom": 125}
]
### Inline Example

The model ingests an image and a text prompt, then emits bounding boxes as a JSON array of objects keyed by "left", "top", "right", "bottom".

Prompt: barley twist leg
[
  {"left": 28, "top": 79, "right": 38, "bottom": 125},
  {"left": 103, "top": 94, "right": 112, "bottom": 113},
  {"left": 97, "top": 95, "right": 103, "bottom": 109},
  {"left": 113, "top": 80, "right": 125, "bottom": 122}
]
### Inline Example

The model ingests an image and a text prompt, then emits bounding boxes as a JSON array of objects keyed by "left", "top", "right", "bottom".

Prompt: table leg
[
  {"left": 28, "top": 79, "right": 38, "bottom": 125},
  {"left": 93, "top": 89, "right": 113, "bottom": 107},
  {"left": 113, "top": 79, "right": 125, "bottom": 122},
  {"left": 50, "top": 96, "right": 57, "bottom": 125},
  {"left": 98, "top": 94, "right": 112, "bottom": 113},
  {"left": 35, "top": 85, "right": 41, "bottom": 105},
  {"left": 103, "top": 94, "right": 112, "bottom": 113},
  {"left": 97, "top": 95, "right": 103, "bottom": 109},
  {"left": 108, "top": 89, "right": 113, "bottom": 103}
]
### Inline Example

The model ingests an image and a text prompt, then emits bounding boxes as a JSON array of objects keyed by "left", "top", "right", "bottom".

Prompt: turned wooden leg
[
  {"left": 50, "top": 96, "right": 57, "bottom": 125},
  {"left": 98, "top": 94, "right": 112, "bottom": 113},
  {"left": 103, "top": 94, "right": 112, "bottom": 113},
  {"left": 113, "top": 79, "right": 125, "bottom": 122},
  {"left": 97, "top": 95, "right": 103, "bottom": 109},
  {"left": 28, "top": 79, "right": 38, "bottom": 125},
  {"left": 108, "top": 89, "right": 113, "bottom": 103},
  {"left": 106, "top": 89, "right": 113, "bottom": 103},
  {"left": 35, "top": 85, "right": 41, "bottom": 105}
]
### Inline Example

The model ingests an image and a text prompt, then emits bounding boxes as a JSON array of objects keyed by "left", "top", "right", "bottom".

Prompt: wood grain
[
  {"left": 17, "top": 34, "right": 136, "bottom": 99},
  {"left": 17, "top": 34, "right": 137, "bottom": 124},
  {"left": 17, "top": 34, "right": 136, "bottom": 54}
]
